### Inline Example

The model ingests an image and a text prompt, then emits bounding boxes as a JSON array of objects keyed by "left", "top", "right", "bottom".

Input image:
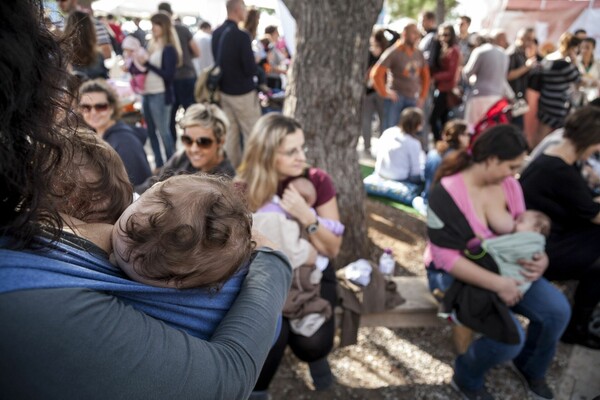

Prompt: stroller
[{"left": 470, "top": 98, "right": 513, "bottom": 146}]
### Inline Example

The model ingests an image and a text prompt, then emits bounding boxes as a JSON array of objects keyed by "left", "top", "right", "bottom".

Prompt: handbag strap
[{"left": 215, "top": 26, "right": 232, "bottom": 67}]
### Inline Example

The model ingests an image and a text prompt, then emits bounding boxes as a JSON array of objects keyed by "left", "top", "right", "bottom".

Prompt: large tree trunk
[
  {"left": 436, "top": 0, "right": 446, "bottom": 24},
  {"left": 282, "top": 0, "right": 384, "bottom": 266}
]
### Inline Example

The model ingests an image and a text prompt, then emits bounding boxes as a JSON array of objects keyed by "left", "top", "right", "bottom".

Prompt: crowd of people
[
  {"left": 1, "top": 1, "right": 599, "bottom": 400},
  {"left": 366, "top": 10, "right": 600, "bottom": 400}
]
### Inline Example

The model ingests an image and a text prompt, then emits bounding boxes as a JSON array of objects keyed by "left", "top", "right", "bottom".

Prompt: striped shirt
[
  {"left": 55, "top": 14, "right": 112, "bottom": 46},
  {"left": 536, "top": 57, "right": 580, "bottom": 129}
]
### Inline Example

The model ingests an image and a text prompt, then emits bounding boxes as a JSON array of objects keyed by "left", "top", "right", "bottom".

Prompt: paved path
[{"left": 557, "top": 345, "right": 600, "bottom": 400}]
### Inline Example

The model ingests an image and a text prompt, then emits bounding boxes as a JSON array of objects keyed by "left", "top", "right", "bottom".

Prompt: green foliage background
[{"left": 386, "top": 0, "right": 458, "bottom": 21}]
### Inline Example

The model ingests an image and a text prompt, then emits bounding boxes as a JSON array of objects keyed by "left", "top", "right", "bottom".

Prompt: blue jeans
[
  {"left": 142, "top": 93, "right": 174, "bottom": 168},
  {"left": 170, "top": 77, "right": 197, "bottom": 144},
  {"left": 422, "top": 150, "right": 443, "bottom": 201},
  {"left": 382, "top": 93, "right": 417, "bottom": 130},
  {"left": 426, "top": 267, "right": 570, "bottom": 390}
]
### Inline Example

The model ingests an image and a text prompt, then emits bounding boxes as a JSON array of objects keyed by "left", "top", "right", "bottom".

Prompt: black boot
[
  {"left": 308, "top": 357, "right": 334, "bottom": 391},
  {"left": 561, "top": 306, "right": 600, "bottom": 350}
]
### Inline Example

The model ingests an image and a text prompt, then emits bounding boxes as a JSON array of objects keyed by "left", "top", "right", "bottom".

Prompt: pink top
[{"left": 424, "top": 173, "right": 525, "bottom": 271}]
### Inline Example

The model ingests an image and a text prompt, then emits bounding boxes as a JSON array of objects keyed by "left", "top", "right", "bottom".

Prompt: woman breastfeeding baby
[{"left": 425, "top": 124, "right": 570, "bottom": 400}]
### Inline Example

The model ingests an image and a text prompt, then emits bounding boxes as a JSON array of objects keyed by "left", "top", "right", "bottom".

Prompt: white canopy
[{"left": 92, "top": 0, "right": 297, "bottom": 55}]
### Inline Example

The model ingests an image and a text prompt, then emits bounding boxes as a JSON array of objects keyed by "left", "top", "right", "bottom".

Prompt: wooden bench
[
  {"left": 336, "top": 276, "right": 473, "bottom": 353},
  {"left": 358, "top": 276, "right": 443, "bottom": 328}
]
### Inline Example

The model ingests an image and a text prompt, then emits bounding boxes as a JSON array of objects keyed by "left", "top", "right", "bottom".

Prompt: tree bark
[
  {"left": 282, "top": 0, "right": 384, "bottom": 266},
  {"left": 436, "top": 0, "right": 446, "bottom": 24}
]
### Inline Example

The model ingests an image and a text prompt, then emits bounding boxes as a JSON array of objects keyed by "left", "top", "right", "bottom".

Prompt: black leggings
[
  {"left": 545, "top": 231, "right": 600, "bottom": 326},
  {"left": 253, "top": 264, "right": 337, "bottom": 391},
  {"left": 429, "top": 91, "right": 450, "bottom": 142}
]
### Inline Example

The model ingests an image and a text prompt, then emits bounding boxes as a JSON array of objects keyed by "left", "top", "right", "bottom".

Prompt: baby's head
[
  {"left": 112, "top": 174, "right": 254, "bottom": 289},
  {"left": 289, "top": 176, "right": 317, "bottom": 207},
  {"left": 515, "top": 210, "right": 551, "bottom": 237},
  {"left": 53, "top": 129, "right": 133, "bottom": 224},
  {"left": 122, "top": 35, "right": 141, "bottom": 58}
]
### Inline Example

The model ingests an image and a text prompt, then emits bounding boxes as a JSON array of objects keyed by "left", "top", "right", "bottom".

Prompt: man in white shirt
[{"left": 193, "top": 21, "right": 215, "bottom": 74}]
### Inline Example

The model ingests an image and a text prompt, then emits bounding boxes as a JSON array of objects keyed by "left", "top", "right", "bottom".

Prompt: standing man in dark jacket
[
  {"left": 212, "top": 0, "right": 261, "bottom": 168},
  {"left": 158, "top": 2, "right": 201, "bottom": 148}
]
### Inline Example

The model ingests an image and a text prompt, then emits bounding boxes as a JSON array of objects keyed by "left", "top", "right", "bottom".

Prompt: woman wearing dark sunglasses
[
  {"left": 78, "top": 79, "right": 152, "bottom": 186},
  {"left": 135, "top": 103, "right": 235, "bottom": 194}
]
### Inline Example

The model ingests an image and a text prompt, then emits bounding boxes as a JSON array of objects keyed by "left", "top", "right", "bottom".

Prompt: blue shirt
[{"left": 103, "top": 121, "right": 152, "bottom": 186}]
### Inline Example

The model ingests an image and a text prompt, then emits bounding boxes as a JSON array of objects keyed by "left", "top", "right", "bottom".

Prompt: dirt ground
[{"left": 268, "top": 198, "right": 571, "bottom": 399}]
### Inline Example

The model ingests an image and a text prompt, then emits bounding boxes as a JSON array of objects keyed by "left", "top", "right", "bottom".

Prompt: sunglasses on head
[
  {"left": 79, "top": 103, "right": 110, "bottom": 113},
  {"left": 181, "top": 135, "right": 215, "bottom": 148}
]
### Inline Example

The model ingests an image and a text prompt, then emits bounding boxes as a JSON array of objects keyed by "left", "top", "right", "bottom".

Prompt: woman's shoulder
[
  {"left": 162, "top": 45, "right": 178, "bottom": 59},
  {"left": 525, "top": 154, "right": 572, "bottom": 174},
  {"left": 104, "top": 122, "right": 144, "bottom": 146},
  {"left": 211, "top": 158, "right": 236, "bottom": 178},
  {"left": 439, "top": 172, "right": 463, "bottom": 188},
  {"left": 305, "top": 168, "right": 337, "bottom": 206}
]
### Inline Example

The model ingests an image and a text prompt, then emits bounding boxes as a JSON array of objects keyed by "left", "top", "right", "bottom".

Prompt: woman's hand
[
  {"left": 496, "top": 277, "right": 523, "bottom": 306},
  {"left": 280, "top": 184, "right": 316, "bottom": 227},
  {"left": 518, "top": 251, "right": 548, "bottom": 282}
]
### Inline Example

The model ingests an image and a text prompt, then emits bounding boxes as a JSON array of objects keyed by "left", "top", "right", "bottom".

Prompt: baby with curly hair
[{"left": 112, "top": 173, "right": 254, "bottom": 289}]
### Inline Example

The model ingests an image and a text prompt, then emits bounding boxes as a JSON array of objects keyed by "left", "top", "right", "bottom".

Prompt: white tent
[
  {"left": 92, "top": 0, "right": 227, "bottom": 23},
  {"left": 481, "top": 0, "right": 600, "bottom": 58},
  {"left": 92, "top": 0, "right": 296, "bottom": 54}
]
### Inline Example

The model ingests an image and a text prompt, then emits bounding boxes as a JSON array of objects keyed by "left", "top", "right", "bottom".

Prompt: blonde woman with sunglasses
[{"left": 135, "top": 103, "right": 235, "bottom": 194}]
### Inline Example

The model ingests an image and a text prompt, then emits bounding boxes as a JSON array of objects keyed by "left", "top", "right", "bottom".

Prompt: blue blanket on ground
[{"left": 0, "top": 238, "right": 247, "bottom": 340}]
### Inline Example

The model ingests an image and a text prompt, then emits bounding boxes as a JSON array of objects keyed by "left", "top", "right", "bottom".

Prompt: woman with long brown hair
[
  {"left": 142, "top": 12, "right": 182, "bottom": 168},
  {"left": 429, "top": 23, "right": 461, "bottom": 142},
  {"left": 64, "top": 10, "right": 109, "bottom": 81}
]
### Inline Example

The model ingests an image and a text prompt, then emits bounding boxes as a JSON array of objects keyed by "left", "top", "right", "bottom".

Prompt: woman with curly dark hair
[{"left": 0, "top": 2, "right": 292, "bottom": 397}]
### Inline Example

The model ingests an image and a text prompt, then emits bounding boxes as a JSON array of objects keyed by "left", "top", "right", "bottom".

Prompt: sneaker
[
  {"left": 411, "top": 196, "right": 428, "bottom": 216},
  {"left": 450, "top": 379, "right": 494, "bottom": 400},
  {"left": 510, "top": 362, "right": 554, "bottom": 400}
]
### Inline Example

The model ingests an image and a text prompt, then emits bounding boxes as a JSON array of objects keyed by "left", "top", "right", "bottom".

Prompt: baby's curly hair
[
  {"left": 114, "top": 174, "right": 254, "bottom": 289},
  {"left": 53, "top": 129, "right": 133, "bottom": 224}
]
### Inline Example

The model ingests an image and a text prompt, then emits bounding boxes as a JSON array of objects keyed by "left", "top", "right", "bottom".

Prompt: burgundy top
[
  {"left": 432, "top": 45, "right": 461, "bottom": 92},
  {"left": 278, "top": 168, "right": 337, "bottom": 208}
]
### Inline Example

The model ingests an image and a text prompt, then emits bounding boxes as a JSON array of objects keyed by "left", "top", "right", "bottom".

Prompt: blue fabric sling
[{"left": 0, "top": 236, "right": 247, "bottom": 340}]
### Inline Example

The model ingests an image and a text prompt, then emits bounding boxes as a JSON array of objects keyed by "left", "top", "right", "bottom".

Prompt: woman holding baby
[
  {"left": 426, "top": 124, "right": 570, "bottom": 400},
  {"left": 237, "top": 113, "right": 343, "bottom": 397},
  {"left": 0, "top": 2, "right": 292, "bottom": 398}
]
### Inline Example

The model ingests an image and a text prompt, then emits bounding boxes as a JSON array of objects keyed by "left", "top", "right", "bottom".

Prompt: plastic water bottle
[{"left": 378, "top": 248, "right": 395, "bottom": 276}]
